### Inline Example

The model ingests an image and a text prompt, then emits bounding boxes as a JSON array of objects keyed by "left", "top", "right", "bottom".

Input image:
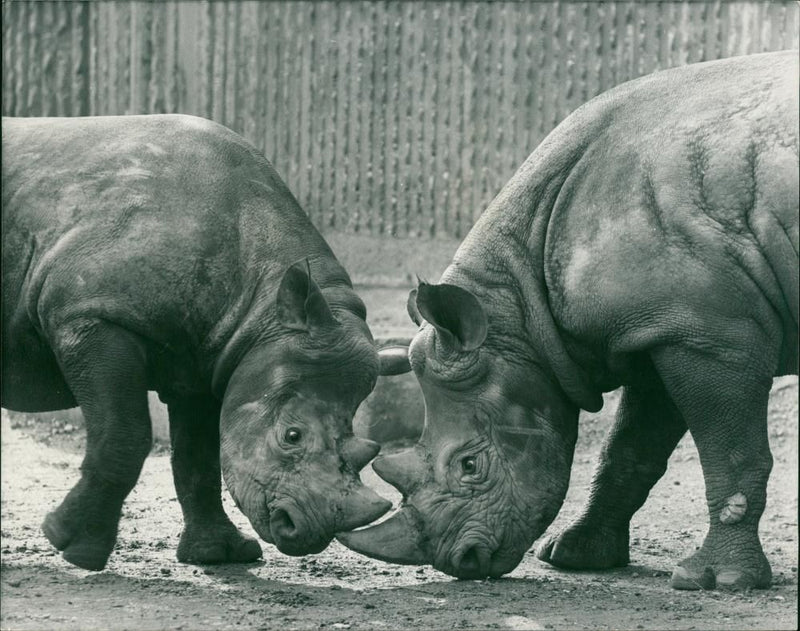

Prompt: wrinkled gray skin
[
  {"left": 2, "top": 114, "right": 402, "bottom": 571},
  {"left": 339, "top": 52, "right": 799, "bottom": 590}
]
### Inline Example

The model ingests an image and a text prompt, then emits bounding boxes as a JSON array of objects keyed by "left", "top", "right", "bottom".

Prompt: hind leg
[
  {"left": 41, "top": 319, "right": 152, "bottom": 571},
  {"left": 653, "top": 344, "right": 774, "bottom": 590},
  {"left": 166, "top": 394, "right": 262, "bottom": 564}
]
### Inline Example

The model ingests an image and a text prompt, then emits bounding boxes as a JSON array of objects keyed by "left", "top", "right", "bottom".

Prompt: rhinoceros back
[
  {"left": 443, "top": 52, "right": 798, "bottom": 388},
  {"left": 1, "top": 115, "right": 347, "bottom": 406}
]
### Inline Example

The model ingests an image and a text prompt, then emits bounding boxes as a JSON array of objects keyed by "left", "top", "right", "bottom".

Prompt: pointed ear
[
  {"left": 276, "top": 259, "right": 338, "bottom": 332},
  {"left": 415, "top": 282, "right": 488, "bottom": 351},
  {"left": 406, "top": 288, "right": 423, "bottom": 326}
]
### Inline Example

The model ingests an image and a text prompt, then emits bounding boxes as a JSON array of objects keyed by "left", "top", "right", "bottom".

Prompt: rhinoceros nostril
[
  {"left": 458, "top": 546, "right": 481, "bottom": 574},
  {"left": 270, "top": 508, "right": 298, "bottom": 540},
  {"left": 453, "top": 544, "right": 490, "bottom": 579}
]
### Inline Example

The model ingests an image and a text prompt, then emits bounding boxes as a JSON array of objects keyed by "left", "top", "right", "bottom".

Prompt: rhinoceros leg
[
  {"left": 536, "top": 372, "right": 686, "bottom": 569},
  {"left": 166, "top": 394, "right": 262, "bottom": 565},
  {"left": 653, "top": 345, "right": 773, "bottom": 590},
  {"left": 41, "top": 320, "right": 153, "bottom": 571}
]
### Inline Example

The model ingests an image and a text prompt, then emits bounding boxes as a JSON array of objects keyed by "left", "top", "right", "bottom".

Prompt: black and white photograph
[{"left": 1, "top": 1, "right": 798, "bottom": 629}]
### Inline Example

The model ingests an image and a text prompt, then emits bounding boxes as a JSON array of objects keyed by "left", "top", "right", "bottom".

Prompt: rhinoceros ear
[
  {"left": 276, "top": 259, "right": 338, "bottom": 332},
  {"left": 415, "top": 282, "right": 488, "bottom": 351},
  {"left": 406, "top": 288, "right": 423, "bottom": 326}
]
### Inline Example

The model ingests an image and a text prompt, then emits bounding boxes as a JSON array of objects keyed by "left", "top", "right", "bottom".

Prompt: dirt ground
[{"left": 1, "top": 287, "right": 797, "bottom": 630}]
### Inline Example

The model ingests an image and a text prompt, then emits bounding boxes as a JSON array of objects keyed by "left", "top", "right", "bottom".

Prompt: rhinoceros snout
[
  {"left": 447, "top": 538, "right": 522, "bottom": 579},
  {"left": 268, "top": 502, "right": 329, "bottom": 556}
]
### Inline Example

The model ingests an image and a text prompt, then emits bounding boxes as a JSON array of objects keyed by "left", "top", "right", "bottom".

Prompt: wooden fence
[{"left": 3, "top": 1, "right": 798, "bottom": 238}]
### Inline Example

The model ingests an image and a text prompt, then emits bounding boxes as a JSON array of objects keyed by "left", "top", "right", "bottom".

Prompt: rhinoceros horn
[
  {"left": 372, "top": 447, "right": 428, "bottom": 496},
  {"left": 336, "top": 507, "right": 428, "bottom": 565},
  {"left": 335, "top": 485, "right": 393, "bottom": 532},
  {"left": 377, "top": 345, "right": 412, "bottom": 375},
  {"left": 340, "top": 436, "right": 381, "bottom": 471}
]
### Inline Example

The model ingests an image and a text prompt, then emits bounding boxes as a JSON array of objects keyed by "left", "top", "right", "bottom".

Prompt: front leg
[
  {"left": 42, "top": 320, "right": 152, "bottom": 571},
  {"left": 652, "top": 344, "right": 774, "bottom": 590},
  {"left": 166, "top": 394, "right": 262, "bottom": 564},
  {"left": 537, "top": 370, "right": 686, "bottom": 569}
]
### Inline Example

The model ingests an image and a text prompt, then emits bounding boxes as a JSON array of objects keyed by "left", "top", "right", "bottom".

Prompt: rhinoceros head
[
  {"left": 338, "top": 281, "right": 580, "bottom": 578},
  {"left": 219, "top": 261, "right": 405, "bottom": 556}
]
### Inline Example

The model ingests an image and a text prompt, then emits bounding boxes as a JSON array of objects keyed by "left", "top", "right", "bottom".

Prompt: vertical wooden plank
[
  {"left": 428, "top": 3, "right": 445, "bottom": 236},
  {"left": 522, "top": 6, "right": 539, "bottom": 152},
  {"left": 561, "top": 2, "right": 576, "bottom": 116},
  {"left": 361, "top": 2, "right": 379, "bottom": 234},
  {"left": 40, "top": 2, "right": 56, "bottom": 116},
  {"left": 253, "top": 2, "right": 268, "bottom": 155},
  {"left": 309, "top": 1, "right": 326, "bottom": 227},
  {"left": 395, "top": 0, "right": 409, "bottom": 236},
  {"left": 388, "top": 2, "right": 404, "bottom": 235},
  {"left": 343, "top": 4, "right": 362, "bottom": 232},
  {"left": 211, "top": 2, "right": 226, "bottom": 123},
  {"left": 587, "top": 1, "right": 603, "bottom": 102},
  {"left": 375, "top": 4, "right": 390, "bottom": 234},
  {"left": 437, "top": 2, "right": 455, "bottom": 237},
  {"left": 240, "top": 2, "right": 257, "bottom": 146},
  {"left": 768, "top": 2, "right": 784, "bottom": 51},
  {"left": 165, "top": 2, "right": 180, "bottom": 112},
  {"left": 573, "top": 1, "right": 590, "bottom": 111},
  {"left": 657, "top": 2, "right": 672, "bottom": 70},
  {"left": 26, "top": 1, "right": 41, "bottom": 115},
  {"left": 322, "top": 2, "right": 339, "bottom": 230},
  {"left": 149, "top": 2, "right": 165, "bottom": 114},
  {"left": 120, "top": 3, "right": 132, "bottom": 114},
  {"left": 707, "top": 0, "right": 723, "bottom": 62},
  {"left": 267, "top": 2, "right": 282, "bottom": 164},
  {"left": 415, "top": 2, "right": 436, "bottom": 237},
  {"left": 70, "top": 1, "right": 87, "bottom": 115},
  {"left": 14, "top": 2, "right": 30, "bottom": 116},
  {"left": 277, "top": 2, "right": 291, "bottom": 178},
  {"left": 56, "top": 2, "right": 73, "bottom": 116},
  {"left": 198, "top": 1, "right": 214, "bottom": 118},
  {"left": 305, "top": 1, "right": 321, "bottom": 227},
  {"left": 349, "top": 4, "right": 369, "bottom": 233},
  {"left": 537, "top": 3, "right": 554, "bottom": 139},
  {"left": 107, "top": 3, "right": 119, "bottom": 114},
  {"left": 88, "top": 2, "right": 100, "bottom": 115},
  {"left": 2, "top": 2, "right": 16, "bottom": 115},
  {"left": 716, "top": 0, "right": 730, "bottom": 59},
  {"left": 296, "top": 2, "right": 313, "bottom": 217},
  {"left": 129, "top": 2, "right": 142, "bottom": 113},
  {"left": 789, "top": 2, "right": 800, "bottom": 49},
  {"left": 451, "top": 2, "right": 468, "bottom": 238},
  {"left": 289, "top": 4, "right": 307, "bottom": 203},
  {"left": 227, "top": 2, "right": 240, "bottom": 132},
  {"left": 333, "top": 3, "right": 351, "bottom": 230},
  {"left": 642, "top": 2, "right": 660, "bottom": 75}
]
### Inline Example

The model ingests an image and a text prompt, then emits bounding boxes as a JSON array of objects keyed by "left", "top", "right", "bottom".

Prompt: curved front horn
[
  {"left": 335, "top": 485, "right": 392, "bottom": 532},
  {"left": 336, "top": 507, "right": 428, "bottom": 565},
  {"left": 377, "top": 345, "right": 412, "bottom": 376},
  {"left": 340, "top": 436, "right": 381, "bottom": 471}
]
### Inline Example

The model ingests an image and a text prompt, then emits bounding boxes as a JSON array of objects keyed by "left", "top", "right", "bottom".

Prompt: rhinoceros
[
  {"left": 1, "top": 114, "right": 408, "bottom": 571},
  {"left": 338, "top": 51, "right": 799, "bottom": 590}
]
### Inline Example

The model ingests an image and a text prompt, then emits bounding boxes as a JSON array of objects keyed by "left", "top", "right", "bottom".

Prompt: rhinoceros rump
[
  {"left": 1, "top": 114, "right": 405, "bottom": 570},
  {"left": 338, "top": 51, "right": 799, "bottom": 590}
]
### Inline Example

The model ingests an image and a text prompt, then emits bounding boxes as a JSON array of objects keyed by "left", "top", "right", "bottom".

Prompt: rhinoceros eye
[
  {"left": 461, "top": 456, "right": 477, "bottom": 475},
  {"left": 284, "top": 428, "right": 302, "bottom": 445}
]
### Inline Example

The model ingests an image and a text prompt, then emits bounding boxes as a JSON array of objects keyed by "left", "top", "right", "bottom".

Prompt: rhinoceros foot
[
  {"left": 177, "top": 521, "right": 262, "bottom": 565},
  {"left": 42, "top": 509, "right": 117, "bottom": 572},
  {"left": 535, "top": 521, "right": 630, "bottom": 570},
  {"left": 670, "top": 532, "right": 771, "bottom": 591}
]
